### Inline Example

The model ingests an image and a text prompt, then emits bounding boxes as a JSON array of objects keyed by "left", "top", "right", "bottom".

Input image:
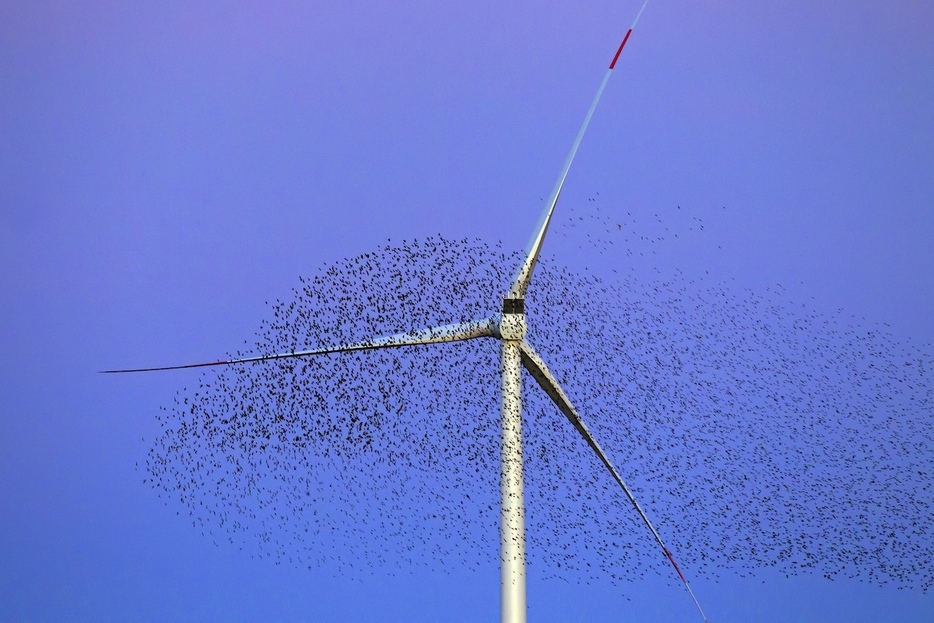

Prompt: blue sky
[{"left": 2, "top": 1, "right": 933, "bottom": 621}]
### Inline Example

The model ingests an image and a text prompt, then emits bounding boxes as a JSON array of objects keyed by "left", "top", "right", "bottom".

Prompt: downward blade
[
  {"left": 100, "top": 317, "right": 496, "bottom": 373},
  {"left": 507, "top": 0, "right": 652, "bottom": 300},
  {"left": 518, "top": 339, "right": 708, "bottom": 622}
]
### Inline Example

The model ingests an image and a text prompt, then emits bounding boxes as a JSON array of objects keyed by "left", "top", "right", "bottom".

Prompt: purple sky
[{"left": 2, "top": 1, "right": 932, "bottom": 621}]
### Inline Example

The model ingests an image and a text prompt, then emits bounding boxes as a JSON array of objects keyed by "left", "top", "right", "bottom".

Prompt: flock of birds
[
  {"left": 561, "top": 195, "right": 711, "bottom": 258},
  {"left": 143, "top": 204, "right": 932, "bottom": 595}
]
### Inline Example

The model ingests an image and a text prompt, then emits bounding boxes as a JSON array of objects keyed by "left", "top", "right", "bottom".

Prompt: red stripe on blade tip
[{"left": 609, "top": 29, "right": 633, "bottom": 69}]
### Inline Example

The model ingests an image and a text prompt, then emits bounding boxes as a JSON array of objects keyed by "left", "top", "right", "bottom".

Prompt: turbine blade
[
  {"left": 100, "top": 317, "right": 496, "bottom": 373},
  {"left": 507, "top": 0, "right": 652, "bottom": 300},
  {"left": 518, "top": 339, "right": 708, "bottom": 622}
]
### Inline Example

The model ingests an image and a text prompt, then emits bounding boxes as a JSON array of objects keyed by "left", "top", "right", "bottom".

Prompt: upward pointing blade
[
  {"left": 518, "top": 339, "right": 708, "bottom": 623},
  {"left": 507, "top": 0, "right": 652, "bottom": 300},
  {"left": 100, "top": 317, "right": 496, "bottom": 373}
]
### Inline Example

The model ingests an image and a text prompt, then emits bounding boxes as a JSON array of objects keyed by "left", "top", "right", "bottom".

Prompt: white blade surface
[
  {"left": 507, "top": 0, "right": 651, "bottom": 301},
  {"left": 101, "top": 317, "right": 496, "bottom": 373},
  {"left": 518, "top": 339, "right": 708, "bottom": 622}
]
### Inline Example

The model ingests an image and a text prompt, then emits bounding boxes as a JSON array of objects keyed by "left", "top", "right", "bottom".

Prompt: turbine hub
[{"left": 497, "top": 298, "right": 527, "bottom": 341}]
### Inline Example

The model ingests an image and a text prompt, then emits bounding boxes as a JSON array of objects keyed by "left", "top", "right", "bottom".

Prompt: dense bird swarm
[{"left": 146, "top": 223, "right": 933, "bottom": 593}]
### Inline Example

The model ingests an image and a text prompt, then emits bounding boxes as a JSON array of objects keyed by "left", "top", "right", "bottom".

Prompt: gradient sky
[{"left": 2, "top": 1, "right": 933, "bottom": 621}]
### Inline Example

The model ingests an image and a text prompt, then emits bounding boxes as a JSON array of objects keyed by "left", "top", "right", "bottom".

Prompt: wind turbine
[{"left": 105, "top": 2, "right": 707, "bottom": 621}]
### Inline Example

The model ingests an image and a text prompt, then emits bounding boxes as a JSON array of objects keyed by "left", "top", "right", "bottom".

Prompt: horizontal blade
[
  {"left": 518, "top": 339, "right": 707, "bottom": 622},
  {"left": 507, "top": 0, "right": 651, "bottom": 301},
  {"left": 100, "top": 317, "right": 496, "bottom": 374}
]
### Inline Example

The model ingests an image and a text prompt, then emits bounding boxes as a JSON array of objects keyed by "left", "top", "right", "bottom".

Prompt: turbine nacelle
[{"left": 493, "top": 299, "right": 527, "bottom": 341}]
